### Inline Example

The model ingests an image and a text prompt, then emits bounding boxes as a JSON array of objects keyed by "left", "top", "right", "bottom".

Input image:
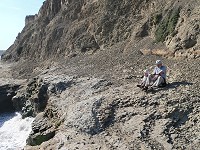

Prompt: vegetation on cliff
[{"left": 155, "top": 8, "right": 180, "bottom": 42}]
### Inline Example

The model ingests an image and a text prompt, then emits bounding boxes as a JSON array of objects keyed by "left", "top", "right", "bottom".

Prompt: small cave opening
[{"left": 0, "top": 84, "right": 20, "bottom": 113}]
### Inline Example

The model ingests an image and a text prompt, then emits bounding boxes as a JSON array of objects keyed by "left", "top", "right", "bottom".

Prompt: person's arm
[
  {"left": 151, "top": 67, "right": 157, "bottom": 77},
  {"left": 158, "top": 70, "right": 164, "bottom": 76}
]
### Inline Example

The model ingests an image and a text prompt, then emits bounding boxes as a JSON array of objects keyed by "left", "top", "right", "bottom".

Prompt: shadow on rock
[
  {"left": 0, "top": 84, "right": 20, "bottom": 113},
  {"left": 167, "top": 81, "right": 193, "bottom": 88},
  {"left": 148, "top": 81, "right": 193, "bottom": 93}
]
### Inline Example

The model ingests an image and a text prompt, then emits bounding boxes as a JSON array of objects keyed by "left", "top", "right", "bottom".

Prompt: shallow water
[{"left": 0, "top": 112, "right": 34, "bottom": 150}]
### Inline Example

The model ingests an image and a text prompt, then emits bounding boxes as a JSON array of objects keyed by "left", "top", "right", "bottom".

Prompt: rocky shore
[
  {"left": 0, "top": 51, "right": 199, "bottom": 149},
  {"left": 0, "top": 62, "right": 25, "bottom": 113}
]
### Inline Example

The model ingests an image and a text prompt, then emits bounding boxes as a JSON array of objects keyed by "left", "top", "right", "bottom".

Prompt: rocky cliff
[
  {"left": 2, "top": 0, "right": 200, "bottom": 62},
  {"left": 0, "top": 0, "right": 199, "bottom": 150}
]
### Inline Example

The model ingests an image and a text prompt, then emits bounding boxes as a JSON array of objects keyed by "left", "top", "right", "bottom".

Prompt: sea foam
[{"left": 0, "top": 112, "right": 34, "bottom": 150}]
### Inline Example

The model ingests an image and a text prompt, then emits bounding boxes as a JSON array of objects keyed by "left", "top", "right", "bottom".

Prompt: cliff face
[
  {"left": 25, "top": 15, "right": 38, "bottom": 26},
  {"left": 2, "top": 0, "right": 200, "bottom": 62}
]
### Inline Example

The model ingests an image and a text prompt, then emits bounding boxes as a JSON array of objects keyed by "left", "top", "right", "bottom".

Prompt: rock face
[
  {"left": 0, "top": 61, "right": 25, "bottom": 113},
  {"left": 25, "top": 15, "right": 38, "bottom": 26},
  {"left": 12, "top": 77, "right": 49, "bottom": 118},
  {"left": 2, "top": 0, "right": 200, "bottom": 62}
]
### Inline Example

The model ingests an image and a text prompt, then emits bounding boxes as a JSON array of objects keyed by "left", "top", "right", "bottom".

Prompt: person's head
[{"left": 155, "top": 60, "right": 162, "bottom": 67}]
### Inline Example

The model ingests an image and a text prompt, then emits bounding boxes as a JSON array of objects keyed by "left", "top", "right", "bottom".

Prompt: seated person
[{"left": 137, "top": 60, "right": 167, "bottom": 90}]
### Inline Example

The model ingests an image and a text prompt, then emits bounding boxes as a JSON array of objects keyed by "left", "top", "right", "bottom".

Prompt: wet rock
[{"left": 26, "top": 112, "right": 56, "bottom": 146}]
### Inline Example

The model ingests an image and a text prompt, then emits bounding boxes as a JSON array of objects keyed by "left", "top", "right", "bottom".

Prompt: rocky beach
[{"left": 0, "top": 0, "right": 199, "bottom": 149}]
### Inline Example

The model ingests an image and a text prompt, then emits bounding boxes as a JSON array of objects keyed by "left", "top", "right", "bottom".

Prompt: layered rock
[
  {"left": 2, "top": 0, "right": 200, "bottom": 62},
  {"left": 0, "top": 61, "right": 25, "bottom": 113},
  {"left": 12, "top": 77, "right": 49, "bottom": 118},
  {"left": 25, "top": 15, "right": 38, "bottom": 26}
]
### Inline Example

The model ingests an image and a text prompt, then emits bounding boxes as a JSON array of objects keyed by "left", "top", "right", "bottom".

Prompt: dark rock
[
  {"left": 27, "top": 131, "right": 55, "bottom": 146},
  {"left": 0, "top": 84, "right": 20, "bottom": 113},
  {"left": 26, "top": 112, "right": 56, "bottom": 146},
  {"left": 12, "top": 78, "right": 49, "bottom": 117}
]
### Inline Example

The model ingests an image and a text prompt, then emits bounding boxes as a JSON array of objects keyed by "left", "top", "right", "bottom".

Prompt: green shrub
[
  {"left": 155, "top": 8, "right": 180, "bottom": 42},
  {"left": 153, "top": 13, "right": 162, "bottom": 25}
]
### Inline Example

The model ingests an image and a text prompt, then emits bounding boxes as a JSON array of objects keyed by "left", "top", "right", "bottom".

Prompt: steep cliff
[{"left": 2, "top": 0, "right": 200, "bottom": 62}]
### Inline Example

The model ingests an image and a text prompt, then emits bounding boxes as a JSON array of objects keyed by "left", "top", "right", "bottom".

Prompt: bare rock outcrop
[
  {"left": 0, "top": 62, "right": 25, "bottom": 113},
  {"left": 25, "top": 15, "right": 38, "bottom": 26},
  {"left": 165, "top": 1, "right": 200, "bottom": 58},
  {"left": 12, "top": 77, "right": 49, "bottom": 118},
  {"left": 1, "top": 52, "right": 198, "bottom": 149},
  {"left": 23, "top": 61, "right": 199, "bottom": 149},
  {"left": 2, "top": 0, "right": 200, "bottom": 62}
]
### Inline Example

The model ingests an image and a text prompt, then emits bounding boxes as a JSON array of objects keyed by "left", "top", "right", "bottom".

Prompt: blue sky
[{"left": 0, "top": 0, "right": 44, "bottom": 50}]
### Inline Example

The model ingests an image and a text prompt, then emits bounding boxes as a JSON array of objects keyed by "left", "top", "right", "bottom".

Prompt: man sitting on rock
[{"left": 137, "top": 60, "right": 167, "bottom": 91}]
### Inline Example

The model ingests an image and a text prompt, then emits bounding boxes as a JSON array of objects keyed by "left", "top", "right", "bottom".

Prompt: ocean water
[{"left": 0, "top": 112, "right": 34, "bottom": 150}]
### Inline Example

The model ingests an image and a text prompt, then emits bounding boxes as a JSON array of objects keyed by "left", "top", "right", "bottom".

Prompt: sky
[{"left": 0, "top": 0, "right": 45, "bottom": 50}]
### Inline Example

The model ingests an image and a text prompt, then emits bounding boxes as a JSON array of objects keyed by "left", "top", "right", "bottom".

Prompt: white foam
[{"left": 0, "top": 112, "right": 34, "bottom": 150}]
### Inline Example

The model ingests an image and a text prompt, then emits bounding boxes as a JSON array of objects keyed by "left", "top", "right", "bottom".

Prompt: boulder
[{"left": 12, "top": 77, "right": 49, "bottom": 118}]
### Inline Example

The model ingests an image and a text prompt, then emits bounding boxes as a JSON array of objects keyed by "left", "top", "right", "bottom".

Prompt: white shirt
[{"left": 153, "top": 66, "right": 167, "bottom": 79}]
